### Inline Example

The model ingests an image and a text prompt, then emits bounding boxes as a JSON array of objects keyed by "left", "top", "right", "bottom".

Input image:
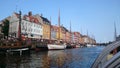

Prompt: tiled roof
[
  {"left": 28, "top": 16, "right": 39, "bottom": 23},
  {"left": 82, "top": 35, "right": 88, "bottom": 37},
  {"left": 51, "top": 25, "right": 58, "bottom": 32},
  {"left": 13, "top": 12, "right": 39, "bottom": 24},
  {"left": 61, "top": 26, "right": 68, "bottom": 32},
  {"left": 14, "top": 12, "right": 20, "bottom": 18},
  {"left": 40, "top": 16, "right": 50, "bottom": 24}
]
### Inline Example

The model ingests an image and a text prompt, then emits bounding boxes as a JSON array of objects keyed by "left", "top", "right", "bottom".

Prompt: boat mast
[
  {"left": 19, "top": 11, "right": 21, "bottom": 41},
  {"left": 113, "top": 22, "right": 117, "bottom": 55},
  {"left": 58, "top": 9, "right": 60, "bottom": 41},
  {"left": 87, "top": 30, "right": 89, "bottom": 44},
  {"left": 70, "top": 20, "right": 71, "bottom": 43}
]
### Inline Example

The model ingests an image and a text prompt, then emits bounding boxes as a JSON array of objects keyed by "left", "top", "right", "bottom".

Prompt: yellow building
[
  {"left": 56, "top": 26, "right": 66, "bottom": 42},
  {"left": 56, "top": 26, "right": 61, "bottom": 40},
  {"left": 79, "top": 36, "right": 84, "bottom": 44},
  {"left": 60, "top": 27, "right": 66, "bottom": 41},
  {"left": 43, "top": 23, "right": 50, "bottom": 39}
]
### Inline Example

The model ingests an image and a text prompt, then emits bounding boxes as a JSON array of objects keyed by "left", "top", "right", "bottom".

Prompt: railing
[
  {"left": 102, "top": 52, "right": 120, "bottom": 68},
  {"left": 92, "top": 40, "right": 120, "bottom": 68}
]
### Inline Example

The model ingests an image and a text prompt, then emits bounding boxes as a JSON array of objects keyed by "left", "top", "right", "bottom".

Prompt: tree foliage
[{"left": 2, "top": 19, "right": 9, "bottom": 38}]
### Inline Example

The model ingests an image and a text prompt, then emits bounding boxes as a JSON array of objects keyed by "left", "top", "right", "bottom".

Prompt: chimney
[
  {"left": 28, "top": 11, "right": 32, "bottom": 16},
  {"left": 41, "top": 13, "right": 43, "bottom": 17}
]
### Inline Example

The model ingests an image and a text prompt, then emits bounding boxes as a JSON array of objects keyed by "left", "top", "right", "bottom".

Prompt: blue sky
[{"left": 0, "top": 0, "right": 120, "bottom": 43}]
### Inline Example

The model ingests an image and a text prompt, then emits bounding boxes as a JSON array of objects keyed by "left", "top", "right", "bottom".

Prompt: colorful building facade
[
  {"left": 34, "top": 14, "right": 51, "bottom": 40},
  {"left": 82, "top": 35, "right": 96, "bottom": 44},
  {"left": 9, "top": 12, "right": 43, "bottom": 39},
  {"left": 65, "top": 31, "right": 71, "bottom": 43},
  {"left": 60, "top": 26, "right": 66, "bottom": 41},
  {"left": 51, "top": 25, "right": 58, "bottom": 40},
  {"left": 79, "top": 34, "right": 84, "bottom": 44},
  {"left": 1, "top": 11, "right": 97, "bottom": 44},
  {"left": 73, "top": 32, "right": 80, "bottom": 43}
]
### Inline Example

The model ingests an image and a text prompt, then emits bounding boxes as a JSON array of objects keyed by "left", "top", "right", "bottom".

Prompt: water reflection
[
  {"left": 0, "top": 46, "right": 104, "bottom": 68},
  {"left": 0, "top": 54, "right": 7, "bottom": 68},
  {"left": 48, "top": 50, "right": 67, "bottom": 68}
]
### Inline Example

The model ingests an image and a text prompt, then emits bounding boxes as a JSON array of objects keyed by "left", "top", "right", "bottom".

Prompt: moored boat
[
  {"left": 47, "top": 9, "right": 66, "bottom": 50},
  {"left": 86, "top": 44, "right": 92, "bottom": 47},
  {"left": 36, "top": 41, "right": 48, "bottom": 51},
  {"left": 47, "top": 44, "right": 66, "bottom": 50},
  {"left": 75, "top": 45, "right": 81, "bottom": 48},
  {"left": 86, "top": 44, "right": 96, "bottom": 47},
  {"left": 0, "top": 41, "right": 31, "bottom": 55}
]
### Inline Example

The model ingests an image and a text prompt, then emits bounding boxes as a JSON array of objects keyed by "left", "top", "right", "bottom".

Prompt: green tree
[{"left": 2, "top": 19, "right": 9, "bottom": 39}]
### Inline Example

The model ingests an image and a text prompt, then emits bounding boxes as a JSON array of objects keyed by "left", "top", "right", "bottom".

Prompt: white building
[
  {"left": 9, "top": 12, "right": 43, "bottom": 39},
  {"left": 82, "top": 35, "right": 96, "bottom": 44},
  {"left": 82, "top": 35, "right": 90, "bottom": 44}
]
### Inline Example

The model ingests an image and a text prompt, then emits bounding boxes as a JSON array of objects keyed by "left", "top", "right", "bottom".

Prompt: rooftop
[{"left": 40, "top": 16, "right": 50, "bottom": 24}]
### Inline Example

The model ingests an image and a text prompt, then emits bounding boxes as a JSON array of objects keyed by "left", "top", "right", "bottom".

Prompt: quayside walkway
[{"left": 92, "top": 40, "right": 120, "bottom": 68}]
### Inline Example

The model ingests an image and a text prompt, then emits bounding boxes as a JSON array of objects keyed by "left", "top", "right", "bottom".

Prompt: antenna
[
  {"left": 114, "top": 22, "right": 117, "bottom": 41},
  {"left": 70, "top": 20, "right": 71, "bottom": 43},
  {"left": 15, "top": 5, "right": 18, "bottom": 12},
  {"left": 81, "top": 27, "right": 82, "bottom": 34},
  {"left": 58, "top": 9, "right": 60, "bottom": 27},
  {"left": 87, "top": 30, "right": 88, "bottom": 36},
  {"left": 50, "top": 16, "right": 51, "bottom": 23},
  {"left": 70, "top": 20, "right": 71, "bottom": 32},
  {"left": 15, "top": 0, "right": 19, "bottom": 12}
]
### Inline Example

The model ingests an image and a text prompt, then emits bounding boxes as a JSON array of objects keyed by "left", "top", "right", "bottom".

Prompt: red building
[{"left": 73, "top": 32, "right": 80, "bottom": 43}]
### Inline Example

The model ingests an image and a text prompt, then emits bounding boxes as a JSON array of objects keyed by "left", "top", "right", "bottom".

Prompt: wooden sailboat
[{"left": 47, "top": 10, "right": 66, "bottom": 50}]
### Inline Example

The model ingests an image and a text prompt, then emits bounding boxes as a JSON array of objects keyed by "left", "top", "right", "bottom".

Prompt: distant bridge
[{"left": 92, "top": 40, "right": 120, "bottom": 68}]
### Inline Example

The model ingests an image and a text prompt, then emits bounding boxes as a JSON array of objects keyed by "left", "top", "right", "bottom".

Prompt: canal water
[{"left": 0, "top": 46, "right": 104, "bottom": 68}]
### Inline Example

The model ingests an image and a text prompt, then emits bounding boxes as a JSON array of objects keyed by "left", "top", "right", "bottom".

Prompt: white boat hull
[
  {"left": 47, "top": 44, "right": 66, "bottom": 50},
  {"left": 86, "top": 44, "right": 96, "bottom": 47},
  {"left": 86, "top": 44, "right": 92, "bottom": 47},
  {"left": 76, "top": 45, "right": 80, "bottom": 48}
]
